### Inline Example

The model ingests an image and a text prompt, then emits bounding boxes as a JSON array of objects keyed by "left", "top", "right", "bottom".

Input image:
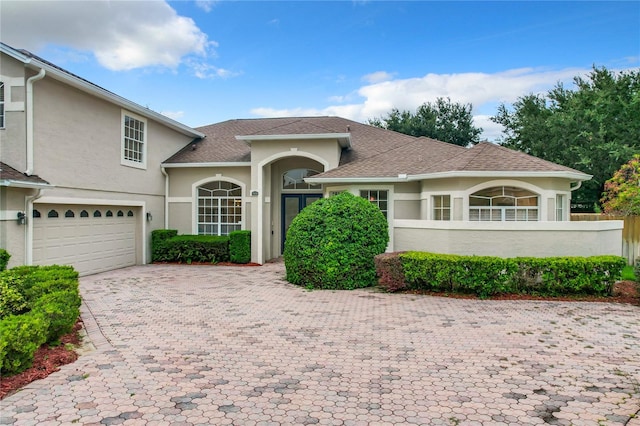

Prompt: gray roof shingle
[
  {"left": 0, "top": 162, "right": 50, "bottom": 185},
  {"left": 164, "top": 116, "right": 590, "bottom": 180}
]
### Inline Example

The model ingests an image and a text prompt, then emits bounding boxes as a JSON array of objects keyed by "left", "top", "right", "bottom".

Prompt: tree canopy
[
  {"left": 492, "top": 67, "right": 640, "bottom": 209},
  {"left": 600, "top": 154, "right": 640, "bottom": 216},
  {"left": 368, "top": 97, "right": 482, "bottom": 147}
]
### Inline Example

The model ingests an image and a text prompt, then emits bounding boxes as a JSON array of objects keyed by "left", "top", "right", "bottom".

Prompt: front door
[{"left": 282, "top": 194, "right": 323, "bottom": 253}]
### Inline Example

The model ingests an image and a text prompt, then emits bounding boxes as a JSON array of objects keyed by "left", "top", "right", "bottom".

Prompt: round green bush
[{"left": 284, "top": 191, "right": 389, "bottom": 290}]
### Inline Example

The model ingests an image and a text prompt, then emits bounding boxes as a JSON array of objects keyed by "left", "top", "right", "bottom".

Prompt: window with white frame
[
  {"left": 122, "top": 112, "right": 146, "bottom": 167},
  {"left": 197, "top": 181, "right": 242, "bottom": 235},
  {"left": 556, "top": 194, "right": 565, "bottom": 221},
  {"left": 0, "top": 82, "right": 5, "bottom": 128},
  {"left": 360, "top": 189, "right": 388, "bottom": 218},
  {"left": 282, "top": 168, "right": 321, "bottom": 190},
  {"left": 433, "top": 195, "right": 451, "bottom": 220},
  {"left": 469, "top": 186, "right": 538, "bottom": 221}
]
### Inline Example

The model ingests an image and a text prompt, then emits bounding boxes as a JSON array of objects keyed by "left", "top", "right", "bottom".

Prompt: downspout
[
  {"left": 570, "top": 181, "right": 582, "bottom": 191},
  {"left": 25, "top": 189, "right": 44, "bottom": 265},
  {"left": 25, "top": 68, "right": 46, "bottom": 175},
  {"left": 161, "top": 166, "right": 169, "bottom": 228}
]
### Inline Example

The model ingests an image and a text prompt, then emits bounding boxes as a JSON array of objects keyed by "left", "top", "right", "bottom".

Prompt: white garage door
[{"left": 33, "top": 204, "right": 137, "bottom": 275}]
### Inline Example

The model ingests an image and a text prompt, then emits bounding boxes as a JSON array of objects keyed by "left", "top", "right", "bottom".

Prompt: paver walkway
[{"left": 1, "top": 263, "right": 639, "bottom": 426}]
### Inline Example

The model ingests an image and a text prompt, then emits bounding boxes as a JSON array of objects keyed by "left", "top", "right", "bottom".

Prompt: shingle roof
[
  {"left": 0, "top": 162, "right": 50, "bottom": 185},
  {"left": 163, "top": 116, "right": 590, "bottom": 180},
  {"left": 163, "top": 116, "right": 416, "bottom": 164}
]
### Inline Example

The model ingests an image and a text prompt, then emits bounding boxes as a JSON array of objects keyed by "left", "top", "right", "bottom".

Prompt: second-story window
[{"left": 121, "top": 111, "right": 147, "bottom": 168}]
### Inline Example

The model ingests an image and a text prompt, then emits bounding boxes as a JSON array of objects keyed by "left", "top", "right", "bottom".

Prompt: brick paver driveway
[{"left": 2, "top": 263, "right": 639, "bottom": 426}]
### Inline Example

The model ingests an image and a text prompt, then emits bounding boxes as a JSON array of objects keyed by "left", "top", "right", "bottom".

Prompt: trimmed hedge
[
  {"left": 376, "top": 252, "right": 627, "bottom": 298},
  {"left": 153, "top": 235, "right": 230, "bottom": 263},
  {"left": 635, "top": 259, "right": 640, "bottom": 284},
  {"left": 151, "top": 229, "right": 178, "bottom": 262},
  {"left": 0, "top": 249, "right": 10, "bottom": 271},
  {"left": 284, "top": 192, "right": 389, "bottom": 290},
  {"left": 229, "top": 230, "right": 251, "bottom": 264},
  {"left": 0, "top": 265, "right": 80, "bottom": 375},
  {"left": 0, "top": 312, "right": 48, "bottom": 374}
]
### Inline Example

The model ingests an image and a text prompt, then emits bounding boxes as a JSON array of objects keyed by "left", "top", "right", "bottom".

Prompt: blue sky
[{"left": 2, "top": 1, "right": 639, "bottom": 140}]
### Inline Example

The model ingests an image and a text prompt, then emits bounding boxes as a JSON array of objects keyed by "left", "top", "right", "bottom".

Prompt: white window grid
[
  {"left": 360, "top": 189, "right": 388, "bottom": 218},
  {"left": 433, "top": 195, "right": 451, "bottom": 221},
  {"left": 123, "top": 114, "right": 145, "bottom": 163},
  {"left": 469, "top": 187, "right": 539, "bottom": 222},
  {"left": 197, "top": 182, "right": 242, "bottom": 236}
]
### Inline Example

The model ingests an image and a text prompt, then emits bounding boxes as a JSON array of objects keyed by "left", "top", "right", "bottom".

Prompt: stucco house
[
  {"left": 0, "top": 43, "right": 204, "bottom": 274},
  {"left": 1, "top": 43, "right": 623, "bottom": 274}
]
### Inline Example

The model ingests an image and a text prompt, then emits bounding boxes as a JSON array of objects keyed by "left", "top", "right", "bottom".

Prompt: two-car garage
[{"left": 32, "top": 203, "right": 140, "bottom": 276}]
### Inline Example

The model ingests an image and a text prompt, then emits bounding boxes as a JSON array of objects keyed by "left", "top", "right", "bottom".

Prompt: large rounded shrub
[{"left": 284, "top": 191, "right": 389, "bottom": 289}]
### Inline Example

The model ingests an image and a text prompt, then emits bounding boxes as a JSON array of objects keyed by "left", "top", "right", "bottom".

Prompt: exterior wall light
[
  {"left": 17, "top": 211, "right": 26, "bottom": 225},
  {"left": 146, "top": 212, "right": 152, "bottom": 222}
]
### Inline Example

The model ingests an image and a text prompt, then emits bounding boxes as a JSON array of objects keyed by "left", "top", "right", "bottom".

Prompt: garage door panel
[{"left": 33, "top": 204, "right": 137, "bottom": 275}]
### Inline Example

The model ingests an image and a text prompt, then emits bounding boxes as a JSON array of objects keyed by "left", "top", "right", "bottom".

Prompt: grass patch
[{"left": 621, "top": 265, "right": 636, "bottom": 281}]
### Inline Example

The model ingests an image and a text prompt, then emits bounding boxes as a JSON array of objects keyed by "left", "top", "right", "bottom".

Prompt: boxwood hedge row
[
  {"left": 376, "top": 251, "right": 627, "bottom": 298},
  {"left": 152, "top": 230, "right": 251, "bottom": 264},
  {"left": 0, "top": 265, "right": 81, "bottom": 375}
]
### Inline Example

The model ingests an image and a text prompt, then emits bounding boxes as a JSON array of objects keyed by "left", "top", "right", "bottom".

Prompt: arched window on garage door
[{"left": 197, "top": 180, "right": 242, "bottom": 236}]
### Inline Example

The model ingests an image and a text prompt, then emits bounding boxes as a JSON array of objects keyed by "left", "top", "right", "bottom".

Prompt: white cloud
[
  {"left": 188, "top": 61, "right": 240, "bottom": 79},
  {"left": 362, "top": 71, "right": 395, "bottom": 84},
  {"left": 251, "top": 67, "right": 592, "bottom": 140},
  {"left": 0, "top": 0, "right": 214, "bottom": 71},
  {"left": 195, "top": 0, "right": 217, "bottom": 13}
]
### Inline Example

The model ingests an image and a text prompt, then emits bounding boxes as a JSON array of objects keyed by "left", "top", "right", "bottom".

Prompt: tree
[
  {"left": 492, "top": 66, "right": 640, "bottom": 209},
  {"left": 600, "top": 154, "right": 640, "bottom": 215},
  {"left": 368, "top": 97, "right": 482, "bottom": 147}
]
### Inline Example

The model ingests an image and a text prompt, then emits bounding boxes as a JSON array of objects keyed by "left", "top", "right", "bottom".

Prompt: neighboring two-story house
[
  {"left": 0, "top": 43, "right": 203, "bottom": 274},
  {"left": 0, "top": 43, "right": 623, "bottom": 274}
]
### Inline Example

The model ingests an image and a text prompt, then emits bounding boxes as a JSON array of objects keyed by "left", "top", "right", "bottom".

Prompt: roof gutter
[
  {"left": 25, "top": 67, "right": 46, "bottom": 176},
  {"left": 0, "top": 180, "right": 53, "bottom": 189}
]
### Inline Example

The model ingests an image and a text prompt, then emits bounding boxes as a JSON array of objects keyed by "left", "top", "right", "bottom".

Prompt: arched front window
[
  {"left": 282, "top": 169, "right": 321, "bottom": 190},
  {"left": 469, "top": 186, "right": 538, "bottom": 221},
  {"left": 198, "top": 181, "right": 242, "bottom": 235}
]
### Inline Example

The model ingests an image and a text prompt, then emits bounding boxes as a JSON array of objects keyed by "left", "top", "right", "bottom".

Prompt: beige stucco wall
[
  {"left": 32, "top": 76, "right": 192, "bottom": 195},
  {"left": 0, "top": 187, "right": 33, "bottom": 268},
  {"left": 394, "top": 219, "right": 623, "bottom": 258},
  {"left": 0, "top": 54, "right": 28, "bottom": 170}
]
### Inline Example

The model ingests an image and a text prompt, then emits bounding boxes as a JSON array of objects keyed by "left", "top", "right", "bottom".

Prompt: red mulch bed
[
  {"left": 1, "top": 281, "right": 637, "bottom": 400},
  {"left": 402, "top": 280, "right": 640, "bottom": 305},
  {"left": 0, "top": 320, "right": 82, "bottom": 400}
]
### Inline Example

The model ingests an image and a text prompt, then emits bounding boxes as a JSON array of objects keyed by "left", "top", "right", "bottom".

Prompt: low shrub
[
  {"left": 397, "top": 252, "right": 626, "bottom": 297},
  {"left": 33, "top": 290, "right": 81, "bottom": 343},
  {"left": 635, "top": 259, "right": 640, "bottom": 284},
  {"left": 152, "top": 229, "right": 178, "bottom": 261},
  {"left": 374, "top": 253, "right": 407, "bottom": 292},
  {"left": 0, "top": 265, "right": 81, "bottom": 375},
  {"left": 0, "top": 249, "right": 10, "bottom": 271},
  {"left": 0, "top": 311, "right": 49, "bottom": 375},
  {"left": 229, "top": 230, "right": 251, "bottom": 264},
  {"left": 285, "top": 192, "right": 389, "bottom": 290},
  {"left": 153, "top": 235, "right": 230, "bottom": 263},
  {"left": 0, "top": 274, "right": 28, "bottom": 319}
]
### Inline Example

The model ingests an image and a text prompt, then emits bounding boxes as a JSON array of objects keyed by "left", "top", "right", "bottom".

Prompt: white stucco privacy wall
[{"left": 393, "top": 220, "right": 624, "bottom": 258}]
